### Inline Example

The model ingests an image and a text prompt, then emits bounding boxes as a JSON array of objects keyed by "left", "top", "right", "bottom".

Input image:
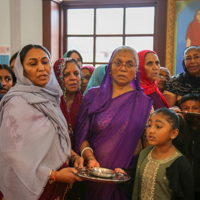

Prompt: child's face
[
  {"left": 180, "top": 100, "right": 200, "bottom": 124},
  {"left": 180, "top": 100, "right": 200, "bottom": 113},
  {"left": 146, "top": 113, "right": 177, "bottom": 147}
]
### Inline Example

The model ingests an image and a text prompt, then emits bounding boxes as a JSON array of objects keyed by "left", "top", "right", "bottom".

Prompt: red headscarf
[
  {"left": 138, "top": 50, "right": 169, "bottom": 108},
  {"left": 81, "top": 65, "right": 95, "bottom": 74},
  {"left": 53, "top": 58, "right": 83, "bottom": 149}
]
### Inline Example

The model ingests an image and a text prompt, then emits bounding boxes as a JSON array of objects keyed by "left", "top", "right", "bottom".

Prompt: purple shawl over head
[{"left": 74, "top": 46, "right": 153, "bottom": 200}]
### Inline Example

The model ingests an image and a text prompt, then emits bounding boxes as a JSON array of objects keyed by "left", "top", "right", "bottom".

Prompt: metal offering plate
[
  {"left": 88, "top": 167, "right": 116, "bottom": 178},
  {"left": 73, "top": 167, "right": 130, "bottom": 183},
  {"left": 177, "top": 111, "right": 200, "bottom": 117}
]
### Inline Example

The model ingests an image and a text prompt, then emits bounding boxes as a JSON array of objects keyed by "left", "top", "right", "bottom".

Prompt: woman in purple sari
[{"left": 74, "top": 46, "right": 153, "bottom": 200}]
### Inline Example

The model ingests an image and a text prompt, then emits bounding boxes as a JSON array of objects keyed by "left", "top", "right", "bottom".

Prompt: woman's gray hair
[
  {"left": 184, "top": 46, "right": 200, "bottom": 57},
  {"left": 111, "top": 46, "right": 139, "bottom": 70},
  {"left": 65, "top": 58, "right": 81, "bottom": 71}
]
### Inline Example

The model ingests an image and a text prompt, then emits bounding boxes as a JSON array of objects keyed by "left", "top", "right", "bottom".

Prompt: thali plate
[
  {"left": 177, "top": 111, "right": 200, "bottom": 117},
  {"left": 73, "top": 167, "right": 130, "bottom": 183}
]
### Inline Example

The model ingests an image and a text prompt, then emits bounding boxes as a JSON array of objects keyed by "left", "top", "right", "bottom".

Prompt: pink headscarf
[{"left": 81, "top": 65, "right": 95, "bottom": 74}]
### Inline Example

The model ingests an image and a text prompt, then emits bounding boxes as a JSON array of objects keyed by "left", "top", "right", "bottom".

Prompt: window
[{"left": 65, "top": 6, "right": 155, "bottom": 66}]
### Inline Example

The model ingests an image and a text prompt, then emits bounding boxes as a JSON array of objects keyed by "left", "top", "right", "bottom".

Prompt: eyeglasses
[
  {"left": 184, "top": 55, "right": 200, "bottom": 63},
  {"left": 112, "top": 61, "right": 137, "bottom": 69},
  {"left": 158, "top": 75, "right": 170, "bottom": 81},
  {"left": 81, "top": 75, "right": 91, "bottom": 81}
]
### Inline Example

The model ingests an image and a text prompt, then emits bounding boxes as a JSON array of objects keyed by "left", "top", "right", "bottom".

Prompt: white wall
[
  {"left": 0, "top": 0, "right": 43, "bottom": 55},
  {"left": 21, "top": 0, "right": 42, "bottom": 48},
  {"left": 0, "top": 0, "right": 11, "bottom": 46}
]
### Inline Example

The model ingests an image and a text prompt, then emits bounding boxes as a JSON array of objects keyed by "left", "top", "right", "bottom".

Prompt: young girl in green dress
[{"left": 116, "top": 108, "right": 194, "bottom": 200}]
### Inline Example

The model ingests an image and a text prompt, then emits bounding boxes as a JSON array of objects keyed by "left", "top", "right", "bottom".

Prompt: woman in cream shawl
[{"left": 0, "top": 44, "right": 83, "bottom": 200}]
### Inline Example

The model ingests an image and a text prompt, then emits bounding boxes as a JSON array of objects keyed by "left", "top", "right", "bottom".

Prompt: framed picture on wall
[
  {"left": 0, "top": 46, "right": 10, "bottom": 66},
  {"left": 165, "top": 0, "right": 200, "bottom": 75}
]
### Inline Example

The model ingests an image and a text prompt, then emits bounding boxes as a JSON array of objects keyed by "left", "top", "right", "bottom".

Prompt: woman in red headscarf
[
  {"left": 186, "top": 9, "right": 200, "bottom": 47},
  {"left": 53, "top": 58, "right": 83, "bottom": 150},
  {"left": 138, "top": 50, "right": 169, "bottom": 110}
]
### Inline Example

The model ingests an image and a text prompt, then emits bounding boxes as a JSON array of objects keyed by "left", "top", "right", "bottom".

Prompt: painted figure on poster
[{"left": 186, "top": 9, "right": 200, "bottom": 47}]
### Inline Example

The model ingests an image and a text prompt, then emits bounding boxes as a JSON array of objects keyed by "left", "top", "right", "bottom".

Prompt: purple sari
[{"left": 74, "top": 47, "right": 153, "bottom": 200}]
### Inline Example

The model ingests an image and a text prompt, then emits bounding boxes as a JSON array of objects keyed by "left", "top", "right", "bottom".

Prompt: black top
[
  {"left": 166, "top": 156, "right": 194, "bottom": 200},
  {"left": 165, "top": 73, "right": 200, "bottom": 96},
  {"left": 186, "top": 125, "right": 200, "bottom": 192}
]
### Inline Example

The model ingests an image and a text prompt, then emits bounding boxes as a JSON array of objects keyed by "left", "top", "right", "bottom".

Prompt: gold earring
[
  {"left": 135, "top": 74, "right": 137, "bottom": 80},
  {"left": 109, "top": 72, "right": 111, "bottom": 77}
]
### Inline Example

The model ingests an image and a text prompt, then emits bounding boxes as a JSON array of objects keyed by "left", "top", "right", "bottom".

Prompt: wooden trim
[
  {"left": 50, "top": 1, "right": 60, "bottom": 63},
  {"left": 66, "top": 34, "right": 154, "bottom": 37},
  {"left": 62, "top": 3, "right": 156, "bottom": 9},
  {"left": 165, "top": 0, "right": 176, "bottom": 75},
  {"left": 61, "top": 0, "right": 157, "bottom": 6},
  {"left": 43, "top": 0, "right": 168, "bottom": 66},
  {"left": 123, "top": 7, "right": 125, "bottom": 45},
  {"left": 63, "top": 5, "right": 67, "bottom": 55},
  {"left": 43, "top": 0, "right": 60, "bottom": 63},
  {"left": 93, "top": 8, "right": 96, "bottom": 66},
  {"left": 59, "top": 4, "right": 64, "bottom": 57},
  {"left": 43, "top": 1, "right": 51, "bottom": 52},
  {"left": 154, "top": 0, "right": 168, "bottom": 67}
]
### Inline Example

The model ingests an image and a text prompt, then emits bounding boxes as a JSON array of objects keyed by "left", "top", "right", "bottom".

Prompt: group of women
[{"left": 0, "top": 44, "right": 200, "bottom": 200}]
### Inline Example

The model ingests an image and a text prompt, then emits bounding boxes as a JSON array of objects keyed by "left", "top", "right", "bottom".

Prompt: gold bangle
[
  {"left": 72, "top": 155, "right": 80, "bottom": 164},
  {"left": 48, "top": 170, "right": 53, "bottom": 180}
]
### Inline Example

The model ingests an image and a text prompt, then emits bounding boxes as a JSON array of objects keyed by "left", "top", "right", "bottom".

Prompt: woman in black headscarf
[{"left": 164, "top": 46, "right": 200, "bottom": 107}]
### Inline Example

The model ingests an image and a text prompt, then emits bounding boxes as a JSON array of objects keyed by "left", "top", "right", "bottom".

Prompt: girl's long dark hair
[
  {"left": 0, "top": 64, "right": 17, "bottom": 85},
  {"left": 153, "top": 108, "right": 188, "bottom": 155}
]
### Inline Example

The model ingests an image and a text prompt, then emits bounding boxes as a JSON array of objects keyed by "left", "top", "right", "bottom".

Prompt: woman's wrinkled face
[
  {"left": 0, "top": 69, "right": 13, "bottom": 95},
  {"left": 144, "top": 53, "right": 160, "bottom": 82},
  {"left": 156, "top": 68, "right": 171, "bottom": 93},
  {"left": 23, "top": 48, "right": 51, "bottom": 88},
  {"left": 196, "top": 10, "right": 200, "bottom": 22},
  {"left": 184, "top": 49, "right": 200, "bottom": 77},
  {"left": 80, "top": 68, "right": 91, "bottom": 94},
  {"left": 63, "top": 62, "right": 81, "bottom": 94},
  {"left": 111, "top": 50, "right": 137, "bottom": 87},
  {"left": 70, "top": 52, "right": 82, "bottom": 67}
]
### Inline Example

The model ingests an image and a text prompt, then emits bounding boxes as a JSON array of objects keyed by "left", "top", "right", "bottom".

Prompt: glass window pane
[
  {"left": 82, "top": 64, "right": 94, "bottom": 67},
  {"left": 125, "top": 37, "right": 154, "bottom": 52},
  {"left": 95, "top": 64, "right": 104, "bottom": 68},
  {"left": 96, "top": 8, "right": 123, "bottom": 34},
  {"left": 126, "top": 7, "right": 155, "bottom": 34},
  {"left": 67, "top": 9, "right": 94, "bottom": 35},
  {"left": 67, "top": 37, "right": 93, "bottom": 62},
  {"left": 96, "top": 37, "right": 123, "bottom": 62}
]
